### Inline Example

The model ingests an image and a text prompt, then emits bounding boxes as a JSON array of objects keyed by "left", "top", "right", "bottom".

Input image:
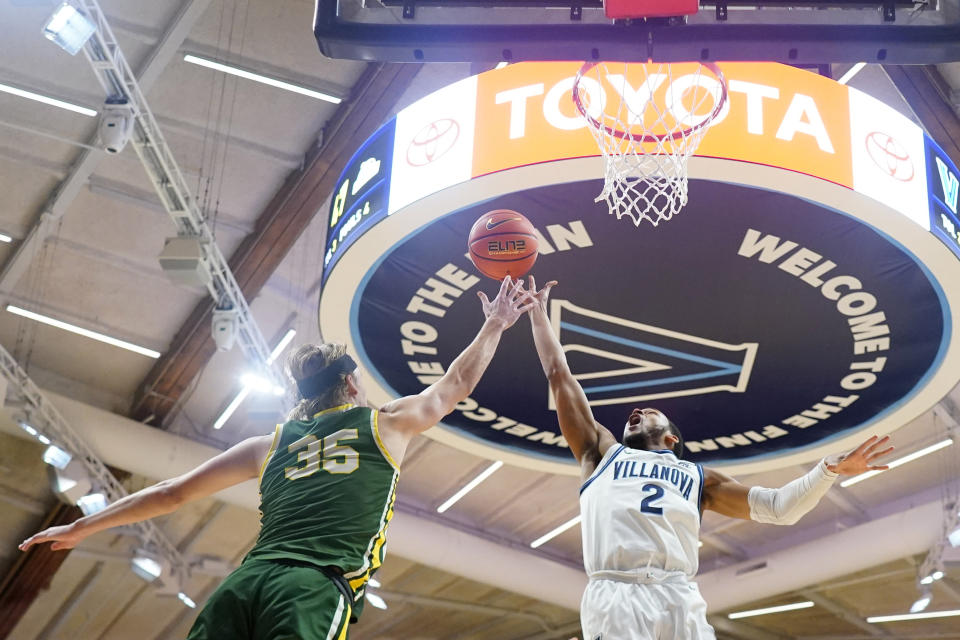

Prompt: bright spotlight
[
  {"left": 43, "top": 3, "right": 96, "bottom": 55},
  {"left": 42, "top": 444, "right": 72, "bottom": 469},
  {"left": 76, "top": 492, "right": 108, "bottom": 516},
  {"left": 241, "top": 372, "right": 284, "bottom": 396}
]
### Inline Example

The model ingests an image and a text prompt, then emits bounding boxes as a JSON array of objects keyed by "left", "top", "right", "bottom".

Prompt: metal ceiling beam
[
  {"left": 825, "top": 487, "right": 871, "bottom": 525},
  {"left": 799, "top": 589, "right": 891, "bottom": 637},
  {"left": 48, "top": 235, "right": 189, "bottom": 289},
  {"left": 936, "top": 576, "right": 960, "bottom": 604},
  {"left": 99, "top": 15, "right": 352, "bottom": 101},
  {"left": 180, "top": 41, "right": 350, "bottom": 100},
  {"left": 129, "top": 61, "right": 423, "bottom": 426},
  {"left": 89, "top": 582, "right": 151, "bottom": 640},
  {"left": 884, "top": 64, "right": 960, "bottom": 161},
  {"left": 0, "top": 144, "right": 69, "bottom": 180},
  {"left": 808, "top": 635, "right": 960, "bottom": 640},
  {"left": 0, "top": 485, "right": 47, "bottom": 516},
  {"left": 85, "top": 176, "right": 253, "bottom": 236},
  {"left": 3, "top": 290, "right": 169, "bottom": 356},
  {"left": 77, "top": 0, "right": 281, "bottom": 390},
  {"left": 359, "top": 606, "right": 424, "bottom": 638},
  {"left": 150, "top": 532, "right": 259, "bottom": 640},
  {"left": 814, "top": 566, "right": 914, "bottom": 592},
  {"left": 0, "top": 503, "right": 82, "bottom": 638},
  {"left": 375, "top": 588, "right": 555, "bottom": 631},
  {"left": 518, "top": 622, "right": 584, "bottom": 640},
  {"left": 154, "top": 114, "right": 303, "bottom": 169},
  {"left": 0, "top": 4, "right": 212, "bottom": 637},
  {"left": 0, "top": 69, "right": 303, "bottom": 170},
  {"left": 700, "top": 531, "right": 749, "bottom": 561},
  {"left": 396, "top": 498, "right": 583, "bottom": 571},
  {"left": 708, "top": 616, "right": 792, "bottom": 640},
  {"left": 34, "top": 562, "right": 103, "bottom": 640},
  {"left": 0, "top": 0, "right": 213, "bottom": 301}
]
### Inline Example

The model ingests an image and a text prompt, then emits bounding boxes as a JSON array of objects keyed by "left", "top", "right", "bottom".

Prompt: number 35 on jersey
[{"left": 284, "top": 428, "right": 360, "bottom": 479}]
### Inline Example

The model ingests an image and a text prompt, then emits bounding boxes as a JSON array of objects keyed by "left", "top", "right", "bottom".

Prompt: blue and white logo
[{"left": 349, "top": 179, "right": 947, "bottom": 467}]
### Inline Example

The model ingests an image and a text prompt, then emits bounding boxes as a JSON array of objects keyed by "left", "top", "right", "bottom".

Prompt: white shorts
[{"left": 581, "top": 573, "right": 716, "bottom": 640}]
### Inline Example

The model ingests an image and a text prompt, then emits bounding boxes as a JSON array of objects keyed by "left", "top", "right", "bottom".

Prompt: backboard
[{"left": 314, "top": 0, "right": 960, "bottom": 64}]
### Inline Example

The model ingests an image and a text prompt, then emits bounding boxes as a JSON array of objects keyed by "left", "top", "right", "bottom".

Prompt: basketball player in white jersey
[{"left": 521, "top": 277, "right": 894, "bottom": 640}]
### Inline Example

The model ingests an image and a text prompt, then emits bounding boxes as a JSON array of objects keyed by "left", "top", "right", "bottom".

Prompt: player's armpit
[{"left": 701, "top": 467, "right": 753, "bottom": 520}]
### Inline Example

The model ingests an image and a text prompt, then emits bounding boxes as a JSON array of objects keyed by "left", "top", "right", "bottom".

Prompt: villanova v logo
[{"left": 549, "top": 299, "right": 758, "bottom": 408}]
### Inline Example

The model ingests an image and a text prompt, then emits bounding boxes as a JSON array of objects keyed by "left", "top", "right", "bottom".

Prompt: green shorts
[{"left": 186, "top": 558, "right": 352, "bottom": 640}]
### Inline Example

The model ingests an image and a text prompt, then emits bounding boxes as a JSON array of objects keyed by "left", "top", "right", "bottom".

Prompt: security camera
[
  {"left": 212, "top": 307, "right": 239, "bottom": 352},
  {"left": 98, "top": 100, "right": 135, "bottom": 154}
]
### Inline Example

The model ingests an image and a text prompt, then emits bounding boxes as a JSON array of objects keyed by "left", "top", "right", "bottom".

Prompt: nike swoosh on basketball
[{"left": 486, "top": 217, "right": 520, "bottom": 230}]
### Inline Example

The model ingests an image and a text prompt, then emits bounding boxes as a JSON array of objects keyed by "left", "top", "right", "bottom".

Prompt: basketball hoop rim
[{"left": 572, "top": 61, "right": 729, "bottom": 143}]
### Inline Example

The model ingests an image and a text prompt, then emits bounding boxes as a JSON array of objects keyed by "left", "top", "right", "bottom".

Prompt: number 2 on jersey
[
  {"left": 640, "top": 483, "right": 664, "bottom": 515},
  {"left": 285, "top": 429, "right": 360, "bottom": 480}
]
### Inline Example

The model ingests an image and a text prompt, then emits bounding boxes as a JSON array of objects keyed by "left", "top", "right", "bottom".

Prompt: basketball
[{"left": 467, "top": 209, "right": 539, "bottom": 280}]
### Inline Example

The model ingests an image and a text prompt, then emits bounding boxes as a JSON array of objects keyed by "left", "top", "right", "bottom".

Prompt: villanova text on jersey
[
  {"left": 611, "top": 458, "right": 697, "bottom": 502},
  {"left": 580, "top": 446, "right": 705, "bottom": 578}
]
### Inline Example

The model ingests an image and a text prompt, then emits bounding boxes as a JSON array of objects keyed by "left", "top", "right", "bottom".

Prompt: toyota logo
[
  {"left": 406, "top": 118, "right": 460, "bottom": 167},
  {"left": 865, "top": 131, "right": 914, "bottom": 182}
]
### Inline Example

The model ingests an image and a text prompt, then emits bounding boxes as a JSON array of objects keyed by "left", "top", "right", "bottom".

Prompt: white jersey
[{"left": 580, "top": 444, "right": 705, "bottom": 578}]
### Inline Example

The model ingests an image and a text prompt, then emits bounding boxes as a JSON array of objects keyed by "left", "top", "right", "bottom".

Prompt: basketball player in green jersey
[{"left": 20, "top": 276, "right": 534, "bottom": 639}]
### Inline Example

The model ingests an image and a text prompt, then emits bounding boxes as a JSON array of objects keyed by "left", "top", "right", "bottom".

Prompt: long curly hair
[{"left": 285, "top": 343, "right": 354, "bottom": 421}]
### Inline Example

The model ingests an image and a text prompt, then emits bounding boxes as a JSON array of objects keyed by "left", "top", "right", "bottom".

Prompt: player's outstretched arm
[
  {"left": 525, "top": 276, "right": 617, "bottom": 472},
  {"left": 379, "top": 276, "right": 534, "bottom": 437},
  {"left": 702, "top": 435, "right": 894, "bottom": 523},
  {"left": 19, "top": 434, "right": 272, "bottom": 552}
]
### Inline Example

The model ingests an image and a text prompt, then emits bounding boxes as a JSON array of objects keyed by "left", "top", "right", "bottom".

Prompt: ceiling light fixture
[
  {"left": 42, "top": 444, "right": 72, "bottom": 469},
  {"left": 76, "top": 492, "right": 108, "bottom": 515},
  {"left": 131, "top": 553, "right": 164, "bottom": 582},
  {"left": 183, "top": 55, "right": 342, "bottom": 104},
  {"left": 867, "top": 609, "right": 960, "bottom": 623},
  {"left": 840, "top": 438, "right": 954, "bottom": 488},
  {"left": 212, "top": 329, "right": 295, "bottom": 429},
  {"left": 436, "top": 460, "right": 503, "bottom": 513},
  {"left": 268, "top": 329, "right": 297, "bottom": 363},
  {"left": 6, "top": 305, "right": 161, "bottom": 358},
  {"left": 240, "top": 372, "right": 284, "bottom": 396},
  {"left": 0, "top": 82, "right": 97, "bottom": 117},
  {"left": 18, "top": 421, "right": 39, "bottom": 437},
  {"left": 949, "top": 525, "right": 960, "bottom": 548},
  {"left": 366, "top": 592, "right": 388, "bottom": 610},
  {"left": 910, "top": 593, "right": 931, "bottom": 614},
  {"left": 837, "top": 62, "right": 866, "bottom": 85},
  {"left": 42, "top": 2, "right": 96, "bottom": 55},
  {"left": 728, "top": 601, "right": 815, "bottom": 619},
  {"left": 530, "top": 515, "right": 581, "bottom": 549}
]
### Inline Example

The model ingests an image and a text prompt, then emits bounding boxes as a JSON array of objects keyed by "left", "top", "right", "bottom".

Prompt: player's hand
[
  {"left": 477, "top": 276, "right": 536, "bottom": 330},
  {"left": 19, "top": 522, "right": 85, "bottom": 552},
  {"left": 523, "top": 275, "right": 558, "bottom": 315},
  {"left": 824, "top": 435, "right": 894, "bottom": 476}
]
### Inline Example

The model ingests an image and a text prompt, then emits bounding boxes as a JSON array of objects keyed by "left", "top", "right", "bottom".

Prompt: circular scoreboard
[{"left": 319, "top": 62, "right": 960, "bottom": 475}]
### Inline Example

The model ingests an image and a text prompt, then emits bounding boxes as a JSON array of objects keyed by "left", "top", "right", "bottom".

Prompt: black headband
[{"left": 296, "top": 355, "right": 357, "bottom": 398}]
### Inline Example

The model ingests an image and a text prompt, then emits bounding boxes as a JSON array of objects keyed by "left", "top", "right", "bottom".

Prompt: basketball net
[{"left": 573, "top": 62, "right": 728, "bottom": 227}]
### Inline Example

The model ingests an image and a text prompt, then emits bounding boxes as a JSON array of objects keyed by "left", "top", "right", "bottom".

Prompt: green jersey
[{"left": 247, "top": 404, "right": 399, "bottom": 610}]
